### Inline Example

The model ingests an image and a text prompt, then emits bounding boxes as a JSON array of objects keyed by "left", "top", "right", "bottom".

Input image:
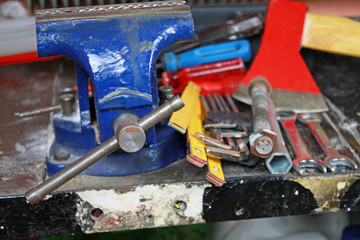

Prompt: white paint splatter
[
  {"left": 337, "top": 182, "right": 347, "bottom": 190},
  {"left": 77, "top": 182, "right": 210, "bottom": 232},
  {"left": 14, "top": 142, "right": 25, "bottom": 153}
]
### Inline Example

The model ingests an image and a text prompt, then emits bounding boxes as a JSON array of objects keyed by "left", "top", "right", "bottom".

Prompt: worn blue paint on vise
[{"left": 37, "top": 11, "right": 194, "bottom": 176}]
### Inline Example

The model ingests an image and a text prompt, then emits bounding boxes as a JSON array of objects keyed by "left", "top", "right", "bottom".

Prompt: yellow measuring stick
[
  {"left": 187, "top": 96, "right": 207, "bottom": 167},
  {"left": 169, "top": 82, "right": 225, "bottom": 185},
  {"left": 206, "top": 156, "right": 225, "bottom": 186},
  {"left": 187, "top": 92, "right": 225, "bottom": 185},
  {"left": 168, "top": 81, "right": 201, "bottom": 134}
]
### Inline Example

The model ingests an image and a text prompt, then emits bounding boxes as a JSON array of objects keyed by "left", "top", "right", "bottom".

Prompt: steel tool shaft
[
  {"left": 248, "top": 77, "right": 277, "bottom": 158},
  {"left": 250, "top": 78, "right": 271, "bottom": 133},
  {"left": 263, "top": 99, "right": 293, "bottom": 174},
  {"left": 25, "top": 96, "right": 184, "bottom": 205},
  {"left": 14, "top": 94, "right": 75, "bottom": 118},
  {"left": 14, "top": 105, "right": 61, "bottom": 118}
]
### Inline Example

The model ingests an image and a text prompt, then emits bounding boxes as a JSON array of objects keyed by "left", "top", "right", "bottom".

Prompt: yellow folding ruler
[
  {"left": 206, "top": 156, "right": 225, "bottom": 186},
  {"left": 187, "top": 96, "right": 207, "bottom": 167},
  {"left": 185, "top": 90, "right": 225, "bottom": 186},
  {"left": 168, "top": 81, "right": 201, "bottom": 134},
  {"left": 168, "top": 82, "right": 225, "bottom": 186}
]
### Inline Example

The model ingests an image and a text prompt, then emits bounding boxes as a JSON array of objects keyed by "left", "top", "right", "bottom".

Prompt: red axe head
[{"left": 234, "top": 0, "right": 327, "bottom": 112}]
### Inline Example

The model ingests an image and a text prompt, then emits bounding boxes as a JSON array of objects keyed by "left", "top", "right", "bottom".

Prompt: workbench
[{"left": 1, "top": 5, "right": 360, "bottom": 239}]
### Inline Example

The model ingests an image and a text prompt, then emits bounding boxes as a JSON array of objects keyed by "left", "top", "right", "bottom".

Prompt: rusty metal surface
[{"left": 0, "top": 61, "right": 57, "bottom": 196}]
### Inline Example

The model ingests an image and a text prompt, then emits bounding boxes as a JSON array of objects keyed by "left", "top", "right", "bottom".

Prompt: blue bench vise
[{"left": 35, "top": 1, "right": 194, "bottom": 176}]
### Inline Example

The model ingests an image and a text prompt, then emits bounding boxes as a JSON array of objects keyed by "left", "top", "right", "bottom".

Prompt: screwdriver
[
  {"left": 173, "top": 12, "right": 263, "bottom": 54},
  {"left": 161, "top": 58, "right": 247, "bottom": 96},
  {"left": 161, "top": 39, "right": 251, "bottom": 73}
]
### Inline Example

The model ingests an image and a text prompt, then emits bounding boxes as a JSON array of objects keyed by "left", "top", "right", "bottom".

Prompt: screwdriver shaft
[{"left": 14, "top": 105, "right": 61, "bottom": 118}]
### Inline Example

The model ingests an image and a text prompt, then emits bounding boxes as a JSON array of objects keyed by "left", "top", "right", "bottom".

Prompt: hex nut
[{"left": 249, "top": 129, "right": 277, "bottom": 158}]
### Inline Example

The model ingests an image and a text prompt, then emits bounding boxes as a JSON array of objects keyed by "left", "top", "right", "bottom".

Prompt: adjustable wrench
[
  {"left": 298, "top": 113, "right": 358, "bottom": 172},
  {"left": 279, "top": 112, "right": 327, "bottom": 174}
]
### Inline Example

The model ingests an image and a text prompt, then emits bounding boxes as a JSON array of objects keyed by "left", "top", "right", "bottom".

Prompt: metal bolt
[
  {"left": 53, "top": 150, "right": 70, "bottom": 161},
  {"left": 254, "top": 135, "right": 274, "bottom": 155},
  {"left": 249, "top": 130, "right": 276, "bottom": 158},
  {"left": 59, "top": 94, "right": 75, "bottom": 116},
  {"left": 248, "top": 77, "right": 277, "bottom": 157},
  {"left": 60, "top": 87, "right": 76, "bottom": 95},
  {"left": 159, "top": 85, "right": 174, "bottom": 105}
]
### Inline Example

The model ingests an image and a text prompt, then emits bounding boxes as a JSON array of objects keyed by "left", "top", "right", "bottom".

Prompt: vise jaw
[{"left": 35, "top": 1, "right": 194, "bottom": 176}]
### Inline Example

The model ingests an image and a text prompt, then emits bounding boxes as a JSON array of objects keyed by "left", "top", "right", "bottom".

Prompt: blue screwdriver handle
[{"left": 162, "top": 39, "right": 251, "bottom": 73}]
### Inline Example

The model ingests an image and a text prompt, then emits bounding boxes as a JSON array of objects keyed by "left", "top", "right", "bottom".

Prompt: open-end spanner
[
  {"left": 298, "top": 113, "right": 358, "bottom": 172},
  {"left": 279, "top": 111, "right": 327, "bottom": 174}
]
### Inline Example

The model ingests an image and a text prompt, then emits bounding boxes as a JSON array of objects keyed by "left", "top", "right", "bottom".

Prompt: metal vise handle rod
[{"left": 25, "top": 96, "right": 184, "bottom": 205}]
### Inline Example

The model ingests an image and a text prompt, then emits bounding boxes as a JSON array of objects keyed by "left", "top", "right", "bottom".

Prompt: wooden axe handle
[{"left": 302, "top": 13, "right": 360, "bottom": 58}]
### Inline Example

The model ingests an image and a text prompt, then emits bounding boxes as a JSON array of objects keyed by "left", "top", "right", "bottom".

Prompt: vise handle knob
[{"left": 25, "top": 96, "right": 184, "bottom": 205}]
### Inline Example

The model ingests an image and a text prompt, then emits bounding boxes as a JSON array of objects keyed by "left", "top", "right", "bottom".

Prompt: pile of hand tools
[
  {"left": 173, "top": 80, "right": 359, "bottom": 187},
  {"left": 159, "top": 0, "right": 360, "bottom": 186}
]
